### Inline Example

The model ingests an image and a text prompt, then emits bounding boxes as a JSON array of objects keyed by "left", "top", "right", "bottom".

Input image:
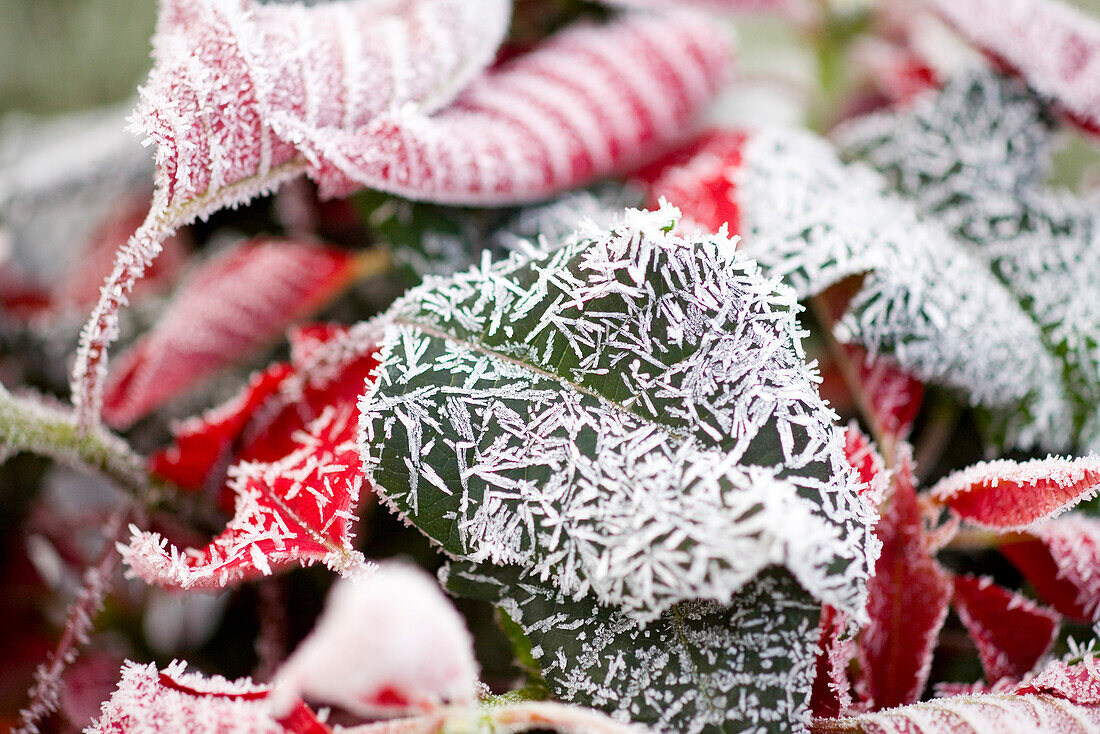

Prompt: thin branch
[
  {"left": 0, "top": 383, "right": 165, "bottom": 505},
  {"left": 13, "top": 510, "right": 129, "bottom": 734}
]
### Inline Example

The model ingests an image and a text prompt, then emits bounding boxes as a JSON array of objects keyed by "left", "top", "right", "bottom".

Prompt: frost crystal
[
  {"left": 444, "top": 561, "right": 820, "bottom": 734},
  {"left": 269, "top": 562, "right": 478, "bottom": 718},
  {"left": 360, "top": 203, "right": 873, "bottom": 622},
  {"left": 838, "top": 70, "right": 1100, "bottom": 448}
]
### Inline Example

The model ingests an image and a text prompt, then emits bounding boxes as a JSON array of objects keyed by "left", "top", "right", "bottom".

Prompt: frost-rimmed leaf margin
[
  {"left": 357, "top": 203, "right": 876, "bottom": 623},
  {"left": 442, "top": 559, "right": 822, "bottom": 734}
]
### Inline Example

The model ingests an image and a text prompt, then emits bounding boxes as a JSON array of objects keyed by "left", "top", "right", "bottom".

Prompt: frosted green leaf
[
  {"left": 442, "top": 560, "right": 821, "bottom": 734},
  {"left": 837, "top": 70, "right": 1100, "bottom": 450},
  {"left": 359, "top": 204, "right": 874, "bottom": 624}
]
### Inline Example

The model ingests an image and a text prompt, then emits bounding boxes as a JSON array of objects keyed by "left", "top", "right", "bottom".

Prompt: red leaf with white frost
[
  {"left": 1001, "top": 515, "right": 1100, "bottom": 621},
  {"left": 87, "top": 660, "right": 285, "bottom": 734},
  {"left": 124, "top": 322, "right": 382, "bottom": 589},
  {"left": 71, "top": 0, "right": 510, "bottom": 426},
  {"left": 101, "top": 238, "right": 361, "bottom": 428},
  {"left": 951, "top": 574, "right": 1059, "bottom": 682},
  {"left": 859, "top": 448, "right": 953, "bottom": 710},
  {"left": 811, "top": 604, "right": 858, "bottom": 719},
  {"left": 929, "top": 454, "right": 1100, "bottom": 531},
  {"left": 289, "top": 10, "right": 732, "bottom": 204},
  {"left": 636, "top": 130, "right": 747, "bottom": 235},
  {"left": 926, "top": 0, "right": 1100, "bottom": 134},
  {"left": 268, "top": 563, "right": 478, "bottom": 719}
]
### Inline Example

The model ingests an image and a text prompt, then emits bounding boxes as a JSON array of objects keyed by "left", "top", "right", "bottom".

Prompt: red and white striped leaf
[
  {"left": 951, "top": 574, "right": 1060, "bottom": 682},
  {"left": 102, "top": 239, "right": 362, "bottom": 428},
  {"left": 858, "top": 448, "right": 953, "bottom": 710},
  {"left": 289, "top": 10, "right": 732, "bottom": 204},
  {"left": 71, "top": 0, "right": 510, "bottom": 426},
  {"left": 929, "top": 454, "right": 1100, "bottom": 531},
  {"left": 123, "top": 322, "right": 382, "bottom": 589},
  {"left": 927, "top": 0, "right": 1100, "bottom": 134},
  {"left": 1001, "top": 515, "right": 1100, "bottom": 622}
]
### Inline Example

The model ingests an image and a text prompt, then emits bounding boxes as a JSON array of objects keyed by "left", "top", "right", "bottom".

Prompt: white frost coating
[
  {"left": 360, "top": 204, "right": 875, "bottom": 622},
  {"left": 268, "top": 562, "right": 478, "bottom": 718},
  {"left": 85, "top": 660, "right": 280, "bottom": 734},
  {"left": 836, "top": 70, "right": 1100, "bottom": 448},
  {"left": 734, "top": 126, "right": 1074, "bottom": 450}
]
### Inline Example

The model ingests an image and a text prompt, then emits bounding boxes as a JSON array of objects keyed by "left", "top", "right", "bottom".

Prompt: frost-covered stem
[
  {"left": 0, "top": 384, "right": 165, "bottom": 505},
  {"left": 341, "top": 701, "right": 647, "bottom": 734},
  {"left": 13, "top": 511, "right": 127, "bottom": 734},
  {"left": 809, "top": 296, "right": 895, "bottom": 465}
]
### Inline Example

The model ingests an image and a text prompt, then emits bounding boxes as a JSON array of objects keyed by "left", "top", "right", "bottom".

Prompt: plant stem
[
  {"left": 13, "top": 510, "right": 128, "bottom": 734},
  {"left": 0, "top": 383, "right": 165, "bottom": 505}
]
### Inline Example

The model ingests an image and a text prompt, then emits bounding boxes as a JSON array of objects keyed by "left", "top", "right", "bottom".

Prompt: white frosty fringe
[
  {"left": 733, "top": 125, "right": 1074, "bottom": 450},
  {"left": 929, "top": 454, "right": 1100, "bottom": 530},
  {"left": 360, "top": 203, "right": 875, "bottom": 621},
  {"left": 268, "top": 562, "right": 478, "bottom": 718}
]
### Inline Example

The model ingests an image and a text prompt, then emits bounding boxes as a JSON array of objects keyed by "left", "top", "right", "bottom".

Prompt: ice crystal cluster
[{"left": 360, "top": 204, "right": 876, "bottom": 731}]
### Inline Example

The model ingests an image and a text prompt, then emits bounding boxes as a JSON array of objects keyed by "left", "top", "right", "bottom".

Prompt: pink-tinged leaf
[
  {"left": 1001, "top": 515, "right": 1100, "bottom": 621},
  {"left": 859, "top": 448, "right": 953, "bottom": 710},
  {"left": 601, "top": 0, "right": 810, "bottom": 15},
  {"left": 291, "top": 10, "right": 732, "bottom": 204},
  {"left": 844, "top": 424, "right": 888, "bottom": 508},
  {"left": 811, "top": 604, "right": 858, "bottom": 719},
  {"left": 87, "top": 660, "right": 285, "bottom": 734},
  {"left": 101, "top": 238, "right": 362, "bottom": 428},
  {"left": 850, "top": 38, "right": 940, "bottom": 109},
  {"left": 951, "top": 574, "right": 1060, "bottom": 682},
  {"left": 268, "top": 563, "right": 478, "bottom": 718},
  {"left": 927, "top": 0, "right": 1100, "bottom": 134},
  {"left": 123, "top": 322, "right": 383, "bottom": 589},
  {"left": 71, "top": 0, "right": 510, "bottom": 426},
  {"left": 845, "top": 344, "right": 924, "bottom": 444},
  {"left": 636, "top": 130, "right": 748, "bottom": 235},
  {"left": 929, "top": 454, "right": 1100, "bottom": 531}
]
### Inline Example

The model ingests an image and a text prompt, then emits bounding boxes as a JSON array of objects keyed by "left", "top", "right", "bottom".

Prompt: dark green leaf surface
[{"left": 444, "top": 560, "right": 821, "bottom": 734}]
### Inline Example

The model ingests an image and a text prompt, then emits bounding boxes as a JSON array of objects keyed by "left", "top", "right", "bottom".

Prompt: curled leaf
[
  {"left": 103, "top": 239, "right": 364, "bottom": 428},
  {"left": 292, "top": 10, "right": 732, "bottom": 204},
  {"left": 71, "top": 0, "right": 510, "bottom": 425},
  {"left": 951, "top": 574, "right": 1059, "bottom": 682},
  {"left": 929, "top": 454, "right": 1100, "bottom": 531}
]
